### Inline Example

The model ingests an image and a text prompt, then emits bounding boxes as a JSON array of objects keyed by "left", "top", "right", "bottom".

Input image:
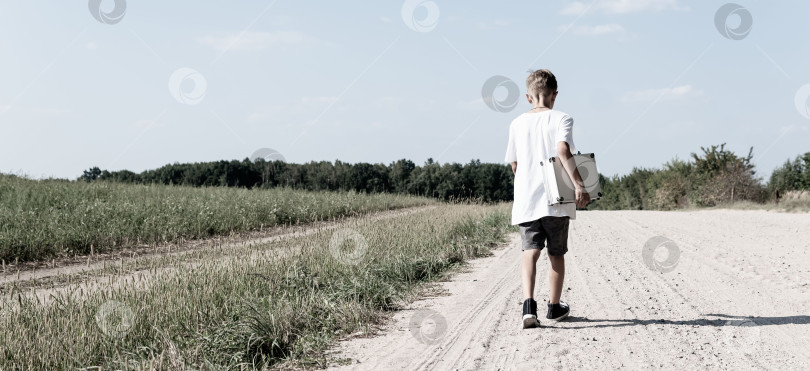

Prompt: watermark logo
[
  {"left": 722, "top": 318, "right": 761, "bottom": 352},
  {"left": 576, "top": 163, "right": 600, "bottom": 191},
  {"left": 408, "top": 309, "right": 447, "bottom": 344},
  {"left": 794, "top": 84, "right": 810, "bottom": 120},
  {"left": 89, "top": 0, "right": 126, "bottom": 25},
  {"left": 642, "top": 236, "right": 680, "bottom": 273},
  {"left": 250, "top": 148, "right": 286, "bottom": 162},
  {"left": 95, "top": 300, "right": 135, "bottom": 339},
  {"left": 401, "top": 0, "right": 440, "bottom": 32},
  {"left": 714, "top": 3, "right": 753, "bottom": 40},
  {"left": 482, "top": 76, "right": 520, "bottom": 113},
  {"left": 168, "top": 68, "right": 207, "bottom": 105},
  {"left": 329, "top": 228, "right": 368, "bottom": 265},
  {"left": 558, "top": 155, "right": 600, "bottom": 197}
]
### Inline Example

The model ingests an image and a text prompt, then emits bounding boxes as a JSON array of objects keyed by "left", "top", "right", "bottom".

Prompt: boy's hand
[
  {"left": 575, "top": 186, "right": 591, "bottom": 208},
  {"left": 558, "top": 141, "right": 591, "bottom": 208}
]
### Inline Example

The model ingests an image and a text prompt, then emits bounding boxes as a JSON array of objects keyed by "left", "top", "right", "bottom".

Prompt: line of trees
[
  {"left": 81, "top": 158, "right": 514, "bottom": 202},
  {"left": 80, "top": 145, "right": 810, "bottom": 209}
]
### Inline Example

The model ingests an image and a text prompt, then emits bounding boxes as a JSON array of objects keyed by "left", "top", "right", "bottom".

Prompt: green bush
[
  {"left": 769, "top": 153, "right": 810, "bottom": 195},
  {"left": 590, "top": 144, "right": 767, "bottom": 210}
]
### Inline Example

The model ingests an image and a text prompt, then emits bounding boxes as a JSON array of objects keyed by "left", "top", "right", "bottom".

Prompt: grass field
[
  {"left": 0, "top": 174, "right": 434, "bottom": 263},
  {"left": 0, "top": 201, "right": 515, "bottom": 369}
]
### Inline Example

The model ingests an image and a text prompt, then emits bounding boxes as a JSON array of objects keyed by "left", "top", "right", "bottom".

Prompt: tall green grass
[
  {"left": 0, "top": 174, "right": 434, "bottom": 262},
  {"left": 0, "top": 203, "right": 514, "bottom": 369}
]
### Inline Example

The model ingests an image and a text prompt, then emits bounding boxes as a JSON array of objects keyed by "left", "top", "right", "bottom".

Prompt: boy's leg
[
  {"left": 540, "top": 216, "right": 571, "bottom": 321},
  {"left": 548, "top": 255, "right": 565, "bottom": 304},
  {"left": 518, "top": 219, "right": 546, "bottom": 328},
  {"left": 521, "top": 249, "right": 542, "bottom": 299},
  {"left": 518, "top": 219, "right": 546, "bottom": 300}
]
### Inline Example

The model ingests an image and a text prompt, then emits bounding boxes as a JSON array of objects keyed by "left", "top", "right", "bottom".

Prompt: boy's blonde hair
[{"left": 526, "top": 69, "right": 558, "bottom": 98}]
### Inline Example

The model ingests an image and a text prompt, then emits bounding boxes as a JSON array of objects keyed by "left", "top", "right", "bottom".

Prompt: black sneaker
[
  {"left": 522, "top": 299, "right": 541, "bottom": 329},
  {"left": 546, "top": 301, "right": 570, "bottom": 321}
]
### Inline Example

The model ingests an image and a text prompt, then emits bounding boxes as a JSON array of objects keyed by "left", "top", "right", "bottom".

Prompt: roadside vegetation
[
  {"left": 0, "top": 202, "right": 514, "bottom": 369},
  {"left": 592, "top": 145, "right": 810, "bottom": 212}
]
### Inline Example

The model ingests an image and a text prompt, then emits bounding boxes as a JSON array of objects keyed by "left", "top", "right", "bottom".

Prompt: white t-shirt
[{"left": 504, "top": 110, "right": 577, "bottom": 225}]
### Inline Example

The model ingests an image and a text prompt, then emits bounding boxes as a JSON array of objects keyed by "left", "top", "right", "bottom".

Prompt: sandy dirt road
[{"left": 327, "top": 209, "right": 810, "bottom": 370}]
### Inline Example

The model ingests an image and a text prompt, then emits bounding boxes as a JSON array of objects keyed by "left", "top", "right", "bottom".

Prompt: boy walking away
[{"left": 504, "top": 69, "right": 590, "bottom": 329}]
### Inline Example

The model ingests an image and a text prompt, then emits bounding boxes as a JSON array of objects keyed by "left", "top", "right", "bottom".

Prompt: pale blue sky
[{"left": 1, "top": 0, "right": 809, "bottom": 180}]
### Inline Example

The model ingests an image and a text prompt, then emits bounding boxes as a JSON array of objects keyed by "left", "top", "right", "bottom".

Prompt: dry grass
[
  {"left": 682, "top": 197, "right": 810, "bottom": 213},
  {"left": 0, "top": 202, "right": 515, "bottom": 369}
]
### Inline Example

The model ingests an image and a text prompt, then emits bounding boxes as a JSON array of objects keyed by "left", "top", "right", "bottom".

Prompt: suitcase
[{"left": 540, "top": 152, "right": 602, "bottom": 206}]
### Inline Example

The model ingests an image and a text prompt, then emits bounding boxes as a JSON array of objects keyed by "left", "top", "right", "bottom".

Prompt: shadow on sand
[{"left": 554, "top": 313, "right": 810, "bottom": 329}]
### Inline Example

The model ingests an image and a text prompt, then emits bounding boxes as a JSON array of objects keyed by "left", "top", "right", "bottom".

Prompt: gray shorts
[{"left": 518, "top": 216, "right": 570, "bottom": 256}]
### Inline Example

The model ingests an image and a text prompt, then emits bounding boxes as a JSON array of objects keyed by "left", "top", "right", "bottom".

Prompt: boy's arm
[
  {"left": 505, "top": 124, "right": 517, "bottom": 174},
  {"left": 557, "top": 141, "right": 590, "bottom": 208}
]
